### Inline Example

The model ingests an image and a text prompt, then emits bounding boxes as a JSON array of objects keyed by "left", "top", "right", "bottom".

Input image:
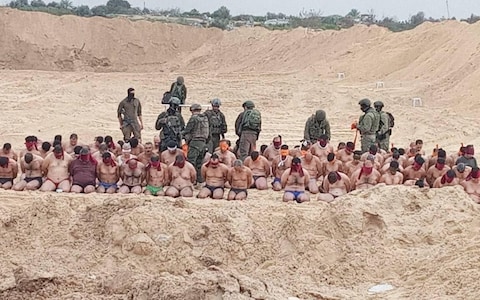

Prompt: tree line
[{"left": 5, "top": 0, "right": 480, "bottom": 32}]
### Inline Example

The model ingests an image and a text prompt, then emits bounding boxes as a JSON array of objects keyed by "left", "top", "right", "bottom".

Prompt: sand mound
[{"left": 0, "top": 186, "right": 479, "bottom": 299}]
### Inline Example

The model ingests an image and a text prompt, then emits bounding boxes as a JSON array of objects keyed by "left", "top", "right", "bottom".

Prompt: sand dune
[{"left": 1, "top": 8, "right": 480, "bottom": 299}]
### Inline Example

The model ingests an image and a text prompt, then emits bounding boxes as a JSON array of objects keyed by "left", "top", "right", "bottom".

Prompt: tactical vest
[
  {"left": 172, "top": 83, "right": 185, "bottom": 101},
  {"left": 208, "top": 111, "right": 223, "bottom": 135},
  {"left": 192, "top": 114, "right": 209, "bottom": 140},
  {"left": 308, "top": 116, "right": 326, "bottom": 140},
  {"left": 164, "top": 114, "right": 182, "bottom": 138}
]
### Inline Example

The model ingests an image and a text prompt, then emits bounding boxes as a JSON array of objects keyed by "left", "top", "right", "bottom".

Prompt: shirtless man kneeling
[
  {"left": 13, "top": 153, "right": 43, "bottom": 191},
  {"left": 433, "top": 169, "right": 459, "bottom": 188},
  {"left": 243, "top": 151, "right": 270, "bottom": 190},
  {"left": 351, "top": 155, "right": 381, "bottom": 190},
  {"left": 271, "top": 145, "right": 292, "bottom": 191},
  {"left": 198, "top": 154, "right": 229, "bottom": 199},
  {"left": 97, "top": 152, "right": 119, "bottom": 194},
  {"left": 318, "top": 171, "right": 351, "bottom": 202},
  {"left": 161, "top": 141, "right": 184, "bottom": 166},
  {"left": 144, "top": 155, "right": 168, "bottom": 196},
  {"left": 379, "top": 161, "right": 404, "bottom": 185},
  {"left": 214, "top": 140, "right": 237, "bottom": 167},
  {"left": 227, "top": 159, "right": 253, "bottom": 200},
  {"left": 281, "top": 157, "right": 310, "bottom": 203},
  {"left": 301, "top": 150, "right": 323, "bottom": 194},
  {"left": 119, "top": 159, "right": 145, "bottom": 194},
  {"left": 70, "top": 147, "right": 97, "bottom": 194},
  {"left": 0, "top": 156, "right": 18, "bottom": 190},
  {"left": 461, "top": 167, "right": 480, "bottom": 203},
  {"left": 165, "top": 154, "right": 196, "bottom": 198},
  {"left": 40, "top": 145, "right": 72, "bottom": 192}
]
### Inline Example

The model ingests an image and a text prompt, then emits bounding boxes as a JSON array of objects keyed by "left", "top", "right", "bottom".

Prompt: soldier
[
  {"left": 204, "top": 98, "right": 227, "bottom": 153},
  {"left": 182, "top": 103, "right": 210, "bottom": 187},
  {"left": 117, "top": 87, "right": 143, "bottom": 141},
  {"left": 351, "top": 98, "right": 380, "bottom": 153},
  {"left": 304, "top": 109, "right": 331, "bottom": 143},
  {"left": 235, "top": 100, "right": 261, "bottom": 161},
  {"left": 169, "top": 76, "right": 187, "bottom": 109},
  {"left": 374, "top": 101, "right": 391, "bottom": 152},
  {"left": 155, "top": 97, "right": 185, "bottom": 152}
]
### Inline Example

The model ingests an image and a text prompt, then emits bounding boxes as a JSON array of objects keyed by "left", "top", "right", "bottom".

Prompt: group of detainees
[
  {"left": 0, "top": 77, "right": 479, "bottom": 203},
  {"left": 0, "top": 131, "right": 479, "bottom": 204}
]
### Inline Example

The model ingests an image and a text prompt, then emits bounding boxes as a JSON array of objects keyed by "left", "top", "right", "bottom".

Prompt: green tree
[
  {"left": 106, "top": 0, "right": 131, "bottom": 14},
  {"left": 30, "top": 0, "right": 46, "bottom": 7},
  {"left": 9, "top": 0, "right": 28, "bottom": 8},
  {"left": 346, "top": 9, "right": 360, "bottom": 19},
  {"left": 410, "top": 11, "right": 425, "bottom": 26},
  {"left": 212, "top": 6, "right": 230, "bottom": 20},
  {"left": 47, "top": 1, "right": 59, "bottom": 8},
  {"left": 74, "top": 5, "right": 90, "bottom": 16},
  {"left": 91, "top": 5, "right": 108, "bottom": 16},
  {"left": 59, "top": 0, "right": 72, "bottom": 9}
]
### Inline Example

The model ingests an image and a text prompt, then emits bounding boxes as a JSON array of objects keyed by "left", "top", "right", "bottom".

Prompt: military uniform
[
  {"left": 155, "top": 98, "right": 185, "bottom": 152},
  {"left": 235, "top": 101, "right": 261, "bottom": 161},
  {"left": 204, "top": 99, "right": 227, "bottom": 153},
  {"left": 374, "top": 101, "right": 390, "bottom": 152},
  {"left": 183, "top": 104, "right": 210, "bottom": 183},
  {"left": 304, "top": 110, "right": 331, "bottom": 142},
  {"left": 117, "top": 96, "right": 142, "bottom": 141},
  {"left": 357, "top": 99, "right": 380, "bottom": 153}
]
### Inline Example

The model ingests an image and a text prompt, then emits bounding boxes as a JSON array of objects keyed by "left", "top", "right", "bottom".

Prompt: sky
[{"left": 66, "top": 0, "right": 480, "bottom": 20}]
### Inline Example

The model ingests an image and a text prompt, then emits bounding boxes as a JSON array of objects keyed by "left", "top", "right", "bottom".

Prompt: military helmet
[
  {"left": 243, "top": 100, "right": 255, "bottom": 109},
  {"left": 170, "top": 97, "right": 181, "bottom": 105},
  {"left": 373, "top": 101, "right": 384, "bottom": 107},
  {"left": 190, "top": 103, "right": 202, "bottom": 111},
  {"left": 211, "top": 98, "right": 221, "bottom": 106},
  {"left": 358, "top": 98, "right": 371, "bottom": 107}
]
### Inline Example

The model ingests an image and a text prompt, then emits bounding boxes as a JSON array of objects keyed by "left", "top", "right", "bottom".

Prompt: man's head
[
  {"left": 358, "top": 98, "right": 371, "bottom": 112},
  {"left": 127, "top": 159, "right": 138, "bottom": 170},
  {"left": 442, "top": 169, "right": 456, "bottom": 184},
  {"left": 95, "top": 136, "right": 104, "bottom": 145},
  {"left": 98, "top": 143, "right": 108, "bottom": 153},
  {"left": 167, "top": 140, "right": 177, "bottom": 153},
  {"left": 130, "top": 137, "right": 139, "bottom": 148},
  {"left": 2, "top": 143, "right": 11, "bottom": 152},
  {"left": 327, "top": 152, "right": 335, "bottom": 162},
  {"left": 435, "top": 157, "right": 446, "bottom": 170},
  {"left": 315, "top": 110, "right": 326, "bottom": 122},
  {"left": 457, "top": 163, "right": 466, "bottom": 173},
  {"left": 190, "top": 103, "right": 202, "bottom": 114},
  {"left": 369, "top": 144, "right": 378, "bottom": 155},
  {"left": 153, "top": 135, "right": 160, "bottom": 149},
  {"left": 280, "top": 145, "right": 289, "bottom": 158},
  {"left": 211, "top": 98, "right": 221, "bottom": 111},
  {"left": 127, "top": 87, "right": 135, "bottom": 100},
  {"left": 122, "top": 143, "right": 132, "bottom": 154},
  {"left": 73, "top": 145, "right": 82, "bottom": 156},
  {"left": 413, "top": 155, "right": 425, "bottom": 170},
  {"left": 273, "top": 135, "right": 282, "bottom": 150},
  {"left": 104, "top": 135, "right": 113, "bottom": 145},
  {"left": 469, "top": 167, "right": 480, "bottom": 180},
  {"left": 144, "top": 142, "right": 153, "bottom": 154},
  {"left": 233, "top": 159, "right": 243, "bottom": 171},
  {"left": 25, "top": 136, "right": 36, "bottom": 151},
  {"left": 219, "top": 140, "right": 229, "bottom": 152},
  {"left": 389, "top": 160, "right": 399, "bottom": 174},
  {"left": 415, "top": 139, "right": 423, "bottom": 150},
  {"left": 176, "top": 76, "right": 184, "bottom": 85},
  {"left": 304, "top": 149, "right": 313, "bottom": 162},
  {"left": 465, "top": 145, "right": 475, "bottom": 158},
  {"left": 327, "top": 171, "right": 341, "bottom": 184},
  {"left": 169, "top": 97, "right": 181, "bottom": 111},
  {"left": 353, "top": 150, "right": 362, "bottom": 161},
  {"left": 392, "top": 151, "right": 400, "bottom": 160},
  {"left": 318, "top": 134, "right": 329, "bottom": 147},
  {"left": 53, "top": 145, "right": 64, "bottom": 159},
  {"left": 0, "top": 156, "right": 8, "bottom": 168},
  {"left": 398, "top": 148, "right": 406, "bottom": 156},
  {"left": 291, "top": 157, "right": 302, "bottom": 172},
  {"left": 24, "top": 153, "right": 33, "bottom": 164},
  {"left": 79, "top": 147, "right": 90, "bottom": 161},
  {"left": 174, "top": 154, "right": 186, "bottom": 168},
  {"left": 150, "top": 155, "right": 160, "bottom": 168},
  {"left": 242, "top": 100, "right": 255, "bottom": 110},
  {"left": 373, "top": 101, "right": 384, "bottom": 112},
  {"left": 102, "top": 151, "right": 112, "bottom": 163},
  {"left": 209, "top": 153, "right": 220, "bottom": 168},
  {"left": 69, "top": 133, "right": 78, "bottom": 145},
  {"left": 250, "top": 151, "right": 260, "bottom": 161}
]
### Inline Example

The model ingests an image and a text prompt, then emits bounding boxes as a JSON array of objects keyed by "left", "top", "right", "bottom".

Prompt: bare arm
[
  {"left": 246, "top": 168, "right": 253, "bottom": 188},
  {"left": 303, "top": 171, "right": 310, "bottom": 186},
  {"left": 280, "top": 169, "right": 289, "bottom": 189},
  {"left": 41, "top": 157, "right": 50, "bottom": 177},
  {"left": 11, "top": 160, "right": 18, "bottom": 179},
  {"left": 201, "top": 165, "right": 207, "bottom": 184},
  {"left": 190, "top": 165, "right": 196, "bottom": 183},
  {"left": 264, "top": 158, "right": 271, "bottom": 177}
]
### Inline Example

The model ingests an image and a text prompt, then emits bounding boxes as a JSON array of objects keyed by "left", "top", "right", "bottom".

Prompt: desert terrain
[{"left": 1, "top": 7, "right": 480, "bottom": 299}]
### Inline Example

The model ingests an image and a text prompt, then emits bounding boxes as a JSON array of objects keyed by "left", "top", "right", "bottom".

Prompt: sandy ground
[{"left": 1, "top": 8, "right": 480, "bottom": 299}]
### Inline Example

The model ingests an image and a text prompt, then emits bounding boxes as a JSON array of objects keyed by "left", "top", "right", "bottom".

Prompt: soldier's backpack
[
  {"left": 242, "top": 109, "right": 261, "bottom": 131},
  {"left": 386, "top": 112, "right": 395, "bottom": 128},
  {"left": 209, "top": 113, "right": 223, "bottom": 135},
  {"left": 193, "top": 114, "right": 209, "bottom": 140}
]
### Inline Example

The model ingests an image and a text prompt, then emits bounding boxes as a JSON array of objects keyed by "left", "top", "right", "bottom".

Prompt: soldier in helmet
[
  {"left": 170, "top": 76, "right": 187, "bottom": 104},
  {"left": 155, "top": 97, "right": 185, "bottom": 152},
  {"left": 374, "top": 101, "right": 390, "bottom": 152},
  {"left": 235, "top": 100, "right": 262, "bottom": 161},
  {"left": 182, "top": 103, "right": 210, "bottom": 187},
  {"left": 351, "top": 98, "right": 380, "bottom": 153},
  {"left": 204, "top": 98, "right": 227, "bottom": 153},
  {"left": 303, "top": 109, "right": 331, "bottom": 143}
]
